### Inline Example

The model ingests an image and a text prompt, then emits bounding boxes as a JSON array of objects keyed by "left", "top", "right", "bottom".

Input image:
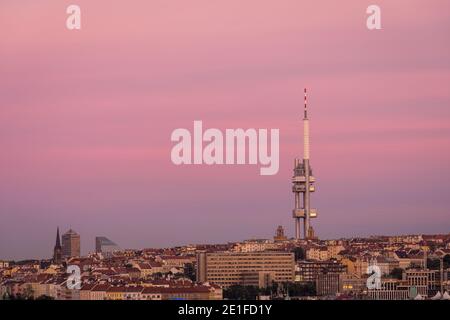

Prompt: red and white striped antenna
[{"left": 304, "top": 88, "right": 308, "bottom": 119}]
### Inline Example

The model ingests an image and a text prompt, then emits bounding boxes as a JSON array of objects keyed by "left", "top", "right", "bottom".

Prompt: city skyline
[
  {"left": 1, "top": 0, "right": 450, "bottom": 260},
  {"left": 3, "top": 227, "right": 450, "bottom": 262}
]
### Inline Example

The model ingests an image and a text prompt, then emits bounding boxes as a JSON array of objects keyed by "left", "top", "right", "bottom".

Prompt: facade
[
  {"left": 306, "top": 247, "right": 329, "bottom": 261},
  {"left": 371, "top": 256, "right": 400, "bottom": 275},
  {"left": 339, "top": 273, "right": 367, "bottom": 295},
  {"left": 62, "top": 229, "right": 81, "bottom": 258},
  {"left": 367, "top": 279, "right": 410, "bottom": 300},
  {"left": 124, "top": 286, "right": 144, "bottom": 300},
  {"left": 393, "top": 251, "right": 426, "bottom": 269},
  {"left": 316, "top": 273, "right": 341, "bottom": 296},
  {"left": 296, "top": 260, "right": 346, "bottom": 283},
  {"left": 232, "top": 240, "right": 277, "bottom": 253},
  {"left": 141, "top": 287, "right": 162, "bottom": 300},
  {"left": 197, "top": 251, "right": 295, "bottom": 288},
  {"left": 367, "top": 269, "right": 450, "bottom": 300},
  {"left": 404, "top": 269, "right": 446, "bottom": 297},
  {"left": 90, "top": 284, "right": 110, "bottom": 300},
  {"left": 71, "top": 285, "right": 221, "bottom": 300},
  {"left": 80, "top": 283, "right": 96, "bottom": 300},
  {"left": 106, "top": 286, "right": 126, "bottom": 300}
]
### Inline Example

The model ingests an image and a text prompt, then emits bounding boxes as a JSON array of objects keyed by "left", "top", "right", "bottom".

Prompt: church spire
[
  {"left": 55, "top": 227, "right": 61, "bottom": 248},
  {"left": 53, "top": 227, "right": 62, "bottom": 264}
]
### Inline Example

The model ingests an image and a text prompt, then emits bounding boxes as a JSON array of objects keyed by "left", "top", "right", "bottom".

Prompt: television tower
[{"left": 292, "top": 88, "right": 318, "bottom": 240}]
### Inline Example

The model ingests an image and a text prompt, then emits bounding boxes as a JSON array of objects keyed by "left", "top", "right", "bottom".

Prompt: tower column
[
  {"left": 295, "top": 218, "right": 301, "bottom": 239},
  {"left": 303, "top": 159, "right": 310, "bottom": 239},
  {"left": 292, "top": 88, "right": 318, "bottom": 240}
]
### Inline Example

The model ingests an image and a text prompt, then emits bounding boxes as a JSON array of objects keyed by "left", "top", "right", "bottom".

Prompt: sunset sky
[{"left": 1, "top": 0, "right": 449, "bottom": 260}]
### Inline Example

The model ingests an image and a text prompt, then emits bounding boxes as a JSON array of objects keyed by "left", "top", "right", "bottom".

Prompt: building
[
  {"left": 90, "top": 284, "right": 110, "bottom": 300},
  {"left": 141, "top": 287, "right": 162, "bottom": 300},
  {"left": 274, "top": 226, "right": 287, "bottom": 242},
  {"left": 327, "top": 245, "right": 345, "bottom": 259},
  {"left": 106, "top": 286, "right": 126, "bottom": 300},
  {"left": 53, "top": 227, "right": 62, "bottom": 264},
  {"left": 367, "top": 279, "right": 410, "bottom": 300},
  {"left": 232, "top": 239, "right": 277, "bottom": 253},
  {"left": 80, "top": 283, "right": 96, "bottom": 300},
  {"left": 365, "top": 256, "right": 400, "bottom": 276},
  {"left": 404, "top": 269, "right": 446, "bottom": 297},
  {"left": 95, "top": 236, "right": 120, "bottom": 257},
  {"left": 393, "top": 250, "right": 426, "bottom": 269},
  {"left": 316, "top": 273, "right": 341, "bottom": 296},
  {"left": 196, "top": 251, "right": 295, "bottom": 288},
  {"left": 296, "top": 260, "right": 346, "bottom": 283},
  {"left": 140, "top": 285, "right": 221, "bottom": 300},
  {"left": 135, "top": 262, "right": 163, "bottom": 278},
  {"left": 339, "top": 273, "right": 367, "bottom": 295},
  {"left": 124, "top": 286, "right": 144, "bottom": 300},
  {"left": 366, "top": 268, "right": 449, "bottom": 300},
  {"left": 306, "top": 247, "right": 329, "bottom": 261},
  {"left": 62, "top": 229, "right": 80, "bottom": 258},
  {"left": 160, "top": 286, "right": 221, "bottom": 300}
]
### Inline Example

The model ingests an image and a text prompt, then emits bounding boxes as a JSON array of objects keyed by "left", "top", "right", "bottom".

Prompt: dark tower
[{"left": 53, "top": 227, "right": 62, "bottom": 264}]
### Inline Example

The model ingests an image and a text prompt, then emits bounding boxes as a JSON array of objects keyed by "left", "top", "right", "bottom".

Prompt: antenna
[{"left": 304, "top": 88, "right": 308, "bottom": 119}]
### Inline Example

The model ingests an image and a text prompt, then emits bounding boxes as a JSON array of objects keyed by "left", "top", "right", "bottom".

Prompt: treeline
[{"left": 223, "top": 282, "right": 316, "bottom": 300}]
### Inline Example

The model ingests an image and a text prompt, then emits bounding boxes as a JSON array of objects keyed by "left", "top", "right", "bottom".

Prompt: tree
[
  {"left": 389, "top": 267, "right": 404, "bottom": 280},
  {"left": 292, "top": 247, "right": 305, "bottom": 261},
  {"left": 427, "top": 258, "right": 440, "bottom": 270},
  {"left": 285, "top": 282, "right": 316, "bottom": 297},
  {"left": 428, "top": 255, "right": 450, "bottom": 269},
  {"left": 36, "top": 295, "right": 54, "bottom": 300},
  {"left": 223, "top": 285, "right": 260, "bottom": 300},
  {"left": 444, "top": 254, "right": 450, "bottom": 269},
  {"left": 184, "top": 263, "right": 196, "bottom": 282}
]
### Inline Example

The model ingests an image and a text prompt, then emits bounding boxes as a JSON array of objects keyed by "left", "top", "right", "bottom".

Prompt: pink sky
[{"left": 1, "top": 1, "right": 450, "bottom": 260}]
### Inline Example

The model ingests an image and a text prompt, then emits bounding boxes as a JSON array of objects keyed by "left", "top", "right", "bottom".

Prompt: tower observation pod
[{"left": 292, "top": 88, "right": 318, "bottom": 240}]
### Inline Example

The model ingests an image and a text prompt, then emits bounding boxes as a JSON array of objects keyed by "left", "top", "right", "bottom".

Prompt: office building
[
  {"left": 62, "top": 229, "right": 81, "bottom": 258},
  {"left": 196, "top": 251, "right": 295, "bottom": 288}
]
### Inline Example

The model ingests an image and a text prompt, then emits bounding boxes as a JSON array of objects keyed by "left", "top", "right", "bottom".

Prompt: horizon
[
  {"left": 3, "top": 229, "right": 449, "bottom": 262},
  {"left": 1, "top": 0, "right": 450, "bottom": 261}
]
